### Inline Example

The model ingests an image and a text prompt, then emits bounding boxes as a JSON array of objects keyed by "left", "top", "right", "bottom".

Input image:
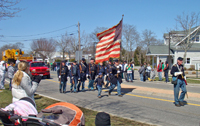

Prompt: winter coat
[
  {"left": 12, "top": 71, "right": 38, "bottom": 103},
  {"left": 0, "top": 65, "right": 6, "bottom": 75},
  {"left": 8, "top": 66, "right": 15, "bottom": 79}
]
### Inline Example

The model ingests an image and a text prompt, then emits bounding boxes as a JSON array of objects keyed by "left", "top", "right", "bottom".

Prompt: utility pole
[
  {"left": 168, "top": 32, "right": 171, "bottom": 69},
  {"left": 78, "top": 22, "right": 81, "bottom": 63}
]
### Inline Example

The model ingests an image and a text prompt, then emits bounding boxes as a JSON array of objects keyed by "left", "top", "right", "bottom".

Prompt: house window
[
  {"left": 186, "top": 58, "right": 190, "bottom": 64},
  {"left": 196, "top": 36, "right": 199, "bottom": 42}
]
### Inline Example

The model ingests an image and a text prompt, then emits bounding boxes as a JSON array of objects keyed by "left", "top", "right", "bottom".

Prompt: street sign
[{"left": 75, "top": 51, "right": 82, "bottom": 62}]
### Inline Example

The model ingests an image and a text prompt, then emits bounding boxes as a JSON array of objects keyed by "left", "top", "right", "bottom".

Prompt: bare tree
[
  {"left": 31, "top": 38, "right": 56, "bottom": 61},
  {"left": 141, "top": 29, "right": 157, "bottom": 48},
  {"left": 122, "top": 24, "right": 140, "bottom": 62},
  {"left": 174, "top": 12, "right": 200, "bottom": 64},
  {"left": 57, "top": 34, "right": 71, "bottom": 60},
  {"left": 0, "top": 0, "right": 22, "bottom": 21}
]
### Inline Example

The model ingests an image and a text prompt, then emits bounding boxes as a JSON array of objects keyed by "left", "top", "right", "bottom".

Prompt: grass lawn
[
  {"left": 0, "top": 84, "right": 152, "bottom": 126},
  {"left": 154, "top": 77, "right": 200, "bottom": 84}
]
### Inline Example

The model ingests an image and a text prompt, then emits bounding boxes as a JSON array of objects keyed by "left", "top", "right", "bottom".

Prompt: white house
[{"left": 147, "top": 26, "right": 200, "bottom": 69}]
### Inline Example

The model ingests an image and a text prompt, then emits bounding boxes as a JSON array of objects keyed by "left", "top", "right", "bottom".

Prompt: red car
[{"left": 29, "top": 61, "right": 50, "bottom": 79}]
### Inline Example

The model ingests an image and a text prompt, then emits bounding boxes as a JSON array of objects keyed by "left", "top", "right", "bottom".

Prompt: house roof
[
  {"left": 146, "top": 45, "right": 174, "bottom": 55},
  {"left": 171, "top": 43, "right": 200, "bottom": 51}
]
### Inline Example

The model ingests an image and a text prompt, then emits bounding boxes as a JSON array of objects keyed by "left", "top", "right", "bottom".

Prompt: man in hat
[
  {"left": 171, "top": 57, "right": 187, "bottom": 107},
  {"left": 58, "top": 61, "right": 69, "bottom": 93},
  {"left": 77, "top": 58, "right": 88, "bottom": 92},
  {"left": 87, "top": 58, "right": 97, "bottom": 91},
  {"left": 70, "top": 60, "right": 80, "bottom": 93},
  {"left": 108, "top": 59, "right": 123, "bottom": 97},
  {"left": 94, "top": 73, "right": 104, "bottom": 98},
  {"left": 105, "top": 59, "right": 113, "bottom": 88}
]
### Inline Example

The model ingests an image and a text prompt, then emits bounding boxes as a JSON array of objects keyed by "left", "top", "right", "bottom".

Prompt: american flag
[{"left": 95, "top": 19, "right": 122, "bottom": 63}]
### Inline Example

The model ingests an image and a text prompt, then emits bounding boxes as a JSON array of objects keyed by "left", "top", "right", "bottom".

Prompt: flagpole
[{"left": 120, "top": 14, "right": 124, "bottom": 61}]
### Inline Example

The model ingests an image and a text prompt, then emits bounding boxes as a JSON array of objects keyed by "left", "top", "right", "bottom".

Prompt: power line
[
  {"left": 0, "top": 31, "right": 78, "bottom": 43},
  {"left": 3, "top": 24, "right": 77, "bottom": 37}
]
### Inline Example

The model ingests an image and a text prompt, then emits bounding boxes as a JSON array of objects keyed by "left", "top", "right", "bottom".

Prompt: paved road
[{"left": 35, "top": 71, "right": 200, "bottom": 126}]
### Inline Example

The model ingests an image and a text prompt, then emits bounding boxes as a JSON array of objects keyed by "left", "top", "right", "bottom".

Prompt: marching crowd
[{"left": 57, "top": 58, "right": 124, "bottom": 98}]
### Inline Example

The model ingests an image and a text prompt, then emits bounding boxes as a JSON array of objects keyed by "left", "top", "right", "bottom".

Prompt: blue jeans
[
  {"left": 109, "top": 81, "right": 121, "bottom": 95},
  {"left": 88, "top": 79, "right": 94, "bottom": 90},
  {"left": 60, "top": 81, "right": 66, "bottom": 92},
  {"left": 71, "top": 77, "right": 78, "bottom": 92},
  {"left": 97, "top": 85, "right": 102, "bottom": 96},
  {"left": 77, "top": 81, "right": 85, "bottom": 91},
  {"left": 127, "top": 73, "right": 133, "bottom": 81},
  {"left": 132, "top": 71, "right": 134, "bottom": 80},
  {"left": 9, "top": 78, "right": 12, "bottom": 88},
  {"left": 158, "top": 72, "right": 162, "bottom": 81},
  {"left": 164, "top": 72, "right": 169, "bottom": 82},
  {"left": 140, "top": 74, "right": 143, "bottom": 81},
  {"left": 0, "top": 74, "right": 5, "bottom": 89},
  {"left": 173, "top": 77, "right": 187, "bottom": 105}
]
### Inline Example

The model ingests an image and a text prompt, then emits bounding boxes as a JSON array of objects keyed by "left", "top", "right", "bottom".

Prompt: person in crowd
[
  {"left": 108, "top": 59, "right": 122, "bottom": 97},
  {"left": 53, "top": 62, "right": 56, "bottom": 71},
  {"left": 146, "top": 63, "right": 151, "bottom": 80},
  {"left": 77, "top": 58, "right": 88, "bottom": 92},
  {"left": 0, "top": 61, "right": 6, "bottom": 90},
  {"left": 157, "top": 60, "right": 162, "bottom": 81},
  {"left": 97, "top": 62, "right": 105, "bottom": 80},
  {"left": 70, "top": 61, "right": 80, "bottom": 93},
  {"left": 58, "top": 61, "right": 69, "bottom": 93},
  {"left": 162, "top": 62, "right": 165, "bottom": 71},
  {"left": 138, "top": 64, "right": 145, "bottom": 82},
  {"left": 121, "top": 61, "right": 124, "bottom": 79},
  {"left": 164, "top": 61, "right": 169, "bottom": 83},
  {"left": 123, "top": 61, "right": 128, "bottom": 81},
  {"left": 105, "top": 60, "right": 113, "bottom": 88},
  {"left": 150, "top": 68, "right": 156, "bottom": 81},
  {"left": 95, "top": 112, "right": 111, "bottom": 126},
  {"left": 131, "top": 61, "right": 135, "bottom": 80},
  {"left": 143, "top": 62, "right": 147, "bottom": 81},
  {"left": 87, "top": 58, "right": 97, "bottom": 91},
  {"left": 171, "top": 57, "right": 187, "bottom": 107},
  {"left": 12, "top": 61, "right": 42, "bottom": 103},
  {"left": 8, "top": 62, "right": 15, "bottom": 90},
  {"left": 126, "top": 63, "right": 133, "bottom": 82},
  {"left": 94, "top": 73, "right": 104, "bottom": 98}
]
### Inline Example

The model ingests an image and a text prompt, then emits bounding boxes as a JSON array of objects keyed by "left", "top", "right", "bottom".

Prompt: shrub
[
  {"left": 190, "top": 65, "right": 195, "bottom": 70},
  {"left": 184, "top": 67, "right": 187, "bottom": 70},
  {"left": 192, "top": 71, "right": 196, "bottom": 74},
  {"left": 185, "top": 71, "right": 188, "bottom": 74}
]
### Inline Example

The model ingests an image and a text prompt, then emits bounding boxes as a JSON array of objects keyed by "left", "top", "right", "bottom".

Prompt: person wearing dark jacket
[
  {"left": 105, "top": 60, "right": 113, "bottom": 88},
  {"left": 77, "top": 58, "right": 88, "bottom": 92},
  {"left": 87, "top": 58, "right": 97, "bottom": 91},
  {"left": 170, "top": 57, "right": 187, "bottom": 107},
  {"left": 58, "top": 61, "right": 69, "bottom": 93},
  {"left": 163, "top": 61, "right": 169, "bottom": 83},
  {"left": 94, "top": 73, "right": 104, "bottom": 98},
  {"left": 70, "top": 61, "right": 80, "bottom": 93},
  {"left": 108, "top": 59, "right": 122, "bottom": 97}
]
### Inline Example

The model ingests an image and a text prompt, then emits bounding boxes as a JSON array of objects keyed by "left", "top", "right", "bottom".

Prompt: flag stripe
[
  {"left": 97, "top": 27, "right": 116, "bottom": 40},
  {"left": 96, "top": 36, "right": 114, "bottom": 47},
  {"left": 96, "top": 48, "right": 121, "bottom": 57},
  {"left": 96, "top": 40, "right": 120, "bottom": 52}
]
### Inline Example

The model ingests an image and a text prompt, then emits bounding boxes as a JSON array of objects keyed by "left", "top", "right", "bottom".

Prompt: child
[
  {"left": 95, "top": 73, "right": 104, "bottom": 98},
  {"left": 150, "top": 68, "right": 156, "bottom": 81}
]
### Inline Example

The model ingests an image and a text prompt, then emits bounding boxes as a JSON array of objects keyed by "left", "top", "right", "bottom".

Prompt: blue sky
[{"left": 1, "top": 0, "right": 200, "bottom": 52}]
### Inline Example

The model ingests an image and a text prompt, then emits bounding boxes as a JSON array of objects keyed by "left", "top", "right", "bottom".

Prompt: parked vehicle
[{"left": 29, "top": 61, "right": 50, "bottom": 79}]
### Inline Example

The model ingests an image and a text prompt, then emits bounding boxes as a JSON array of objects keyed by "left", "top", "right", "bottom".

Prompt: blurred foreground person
[{"left": 12, "top": 61, "right": 42, "bottom": 103}]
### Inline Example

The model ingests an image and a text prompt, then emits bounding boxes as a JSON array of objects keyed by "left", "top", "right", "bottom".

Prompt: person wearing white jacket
[
  {"left": 0, "top": 61, "right": 6, "bottom": 89},
  {"left": 12, "top": 61, "right": 42, "bottom": 103}
]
